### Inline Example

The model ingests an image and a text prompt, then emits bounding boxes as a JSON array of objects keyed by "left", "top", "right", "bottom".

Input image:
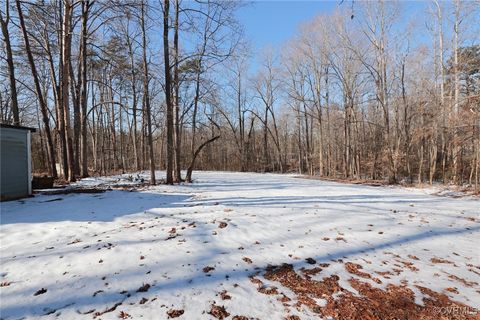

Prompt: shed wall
[{"left": 1, "top": 127, "right": 29, "bottom": 200}]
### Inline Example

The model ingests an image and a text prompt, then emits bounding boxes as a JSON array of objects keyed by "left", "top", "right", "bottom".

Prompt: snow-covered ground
[{"left": 0, "top": 171, "right": 479, "bottom": 319}]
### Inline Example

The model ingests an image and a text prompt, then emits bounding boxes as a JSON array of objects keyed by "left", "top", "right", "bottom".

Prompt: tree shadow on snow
[
  {"left": 0, "top": 190, "right": 191, "bottom": 225},
  {"left": 1, "top": 220, "right": 478, "bottom": 318}
]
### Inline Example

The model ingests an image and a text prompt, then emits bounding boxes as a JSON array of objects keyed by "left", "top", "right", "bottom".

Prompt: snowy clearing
[{"left": 1, "top": 172, "right": 479, "bottom": 319}]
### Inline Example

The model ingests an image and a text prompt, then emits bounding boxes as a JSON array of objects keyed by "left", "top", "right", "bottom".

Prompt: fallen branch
[{"left": 185, "top": 135, "right": 221, "bottom": 182}]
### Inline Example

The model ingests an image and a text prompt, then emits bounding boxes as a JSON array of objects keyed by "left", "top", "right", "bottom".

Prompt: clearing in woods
[{"left": 0, "top": 172, "right": 479, "bottom": 319}]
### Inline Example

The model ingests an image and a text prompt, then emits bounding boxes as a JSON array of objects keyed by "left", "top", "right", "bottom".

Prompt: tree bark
[
  {"left": 15, "top": 0, "right": 57, "bottom": 178},
  {"left": 141, "top": 1, "right": 156, "bottom": 184},
  {"left": 163, "top": 0, "right": 174, "bottom": 184},
  {"left": 80, "top": 0, "right": 90, "bottom": 177},
  {"left": 186, "top": 135, "right": 220, "bottom": 182},
  {"left": 173, "top": 0, "right": 182, "bottom": 182},
  {"left": 0, "top": 0, "right": 20, "bottom": 125}
]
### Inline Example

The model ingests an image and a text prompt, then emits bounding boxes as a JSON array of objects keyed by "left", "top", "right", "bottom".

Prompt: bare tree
[
  {"left": 15, "top": 0, "right": 57, "bottom": 178},
  {"left": 0, "top": 0, "right": 19, "bottom": 125},
  {"left": 140, "top": 0, "right": 155, "bottom": 184}
]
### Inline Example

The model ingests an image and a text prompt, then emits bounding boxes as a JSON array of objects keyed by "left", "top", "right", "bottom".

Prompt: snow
[{"left": 1, "top": 171, "right": 479, "bottom": 319}]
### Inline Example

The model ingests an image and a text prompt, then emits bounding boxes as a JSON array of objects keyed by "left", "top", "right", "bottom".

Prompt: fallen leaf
[
  {"left": 34, "top": 288, "right": 47, "bottom": 296},
  {"left": 167, "top": 309, "right": 184, "bottom": 318},
  {"left": 203, "top": 266, "right": 215, "bottom": 273},
  {"left": 136, "top": 283, "right": 150, "bottom": 292},
  {"left": 220, "top": 290, "right": 231, "bottom": 300},
  {"left": 118, "top": 311, "right": 131, "bottom": 319},
  {"left": 243, "top": 257, "right": 253, "bottom": 264},
  {"left": 219, "top": 222, "right": 228, "bottom": 228},
  {"left": 209, "top": 304, "right": 230, "bottom": 319}
]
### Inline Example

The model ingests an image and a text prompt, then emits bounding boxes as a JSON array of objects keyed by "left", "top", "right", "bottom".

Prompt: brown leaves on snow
[
  {"left": 118, "top": 311, "right": 131, "bottom": 319},
  {"left": 219, "top": 290, "right": 231, "bottom": 300},
  {"left": 242, "top": 257, "right": 253, "bottom": 264},
  {"left": 166, "top": 227, "right": 180, "bottom": 240},
  {"left": 208, "top": 304, "right": 230, "bottom": 319},
  {"left": 431, "top": 257, "right": 455, "bottom": 265},
  {"left": 93, "top": 302, "right": 122, "bottom": 318},
  {"left": 166, "top": 309, "right": 184, "bottom": 318},
  {"left": 344, "top": 262, "right": 382, "bottom": 284},
  {"left": 136, "top": 283, "right": 151, "bottom": 292},
  {"left": 67, "top": 238, "right": 82, "bottom": 245},
  {"left": 218, "top": 222, "right": 228, "bottom": 229},
  {"left": 203, "top": 266, "right": 215, "bottom": 273}
]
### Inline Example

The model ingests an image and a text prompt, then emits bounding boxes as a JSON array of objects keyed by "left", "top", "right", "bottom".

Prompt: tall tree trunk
[
  {"left": 185, "top": 64, "right": 201, "bottom": 183},
  {"left": 80, "top": 0, "right": 90, "bottom": 177},
  {"left": 163, "top": 0, "right": 174, "bottom": 184},
  {"left": 126, "top": 28, "right": 140, "bottom": 171},
  {"left": 15, "top": 0, "right": 57, "bottom": 178},
  {"left": 237, "top": 74, "right": 246, "bottom": 172},
  {"left": 452, "top": 0, "right": 460, "bottom": 184},
  {"left": 263, "top": 108, "right": 269, "bottom": 171},
  {"left": 61, "top": 0, "right": 76, "bottom": 182},
  {"left": 173, "top": 0, "right": 182, "bottom": 182},
  {"left": 70, "top": 61, "right": 81, "bottom": 176},
  {"left": 0, "top": 0, "right": 19, "bottom": 125},
  {"left": 42, "top": 19, "right": 67, "bottom": 178},
  {"left": 433, "top": 0, "right": 447, "bottom": 183},
  {"left": 141, "top": 1, "right": 156, "bottom": 184}
]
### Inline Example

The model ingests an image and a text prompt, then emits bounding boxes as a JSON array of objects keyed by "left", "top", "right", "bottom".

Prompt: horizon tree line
[{"left": 1, "top": 0, "right": 479, "bottom": 187}]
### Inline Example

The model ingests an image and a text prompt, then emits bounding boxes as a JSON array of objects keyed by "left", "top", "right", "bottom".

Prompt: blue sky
[
  {"left": 236, "top": 0, "right": 339, "bottom": 47},
  {"left": 235, "top": 0, "right": 430, "bottom": 49}
]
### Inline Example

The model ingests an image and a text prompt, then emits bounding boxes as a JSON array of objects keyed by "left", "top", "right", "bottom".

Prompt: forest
[
  {"left": 1, "top": 2, "right": 480, "bottom": 319},
  {"left": 1, "top": 0, "right": 479, "bottom": 186}
]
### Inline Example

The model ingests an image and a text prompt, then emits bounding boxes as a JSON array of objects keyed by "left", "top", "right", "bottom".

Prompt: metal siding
[{"left": 1, "top": 127, "right": 29, "bottom": 200}]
